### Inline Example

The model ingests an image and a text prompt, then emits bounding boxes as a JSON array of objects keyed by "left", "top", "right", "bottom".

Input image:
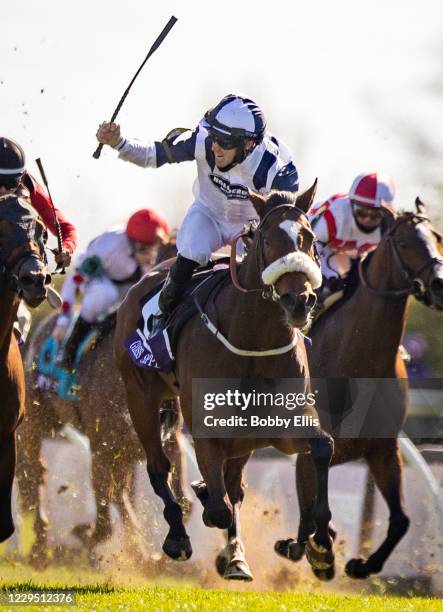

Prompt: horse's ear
[
  {"left": 295, "top": 179, "right": 318, "bottom": 214},
  {"left": 415, "top": 197, "right": 427, "bottom": 214},
  {"left": 248, "top": 189, "right": 268, "bottom": 218}
]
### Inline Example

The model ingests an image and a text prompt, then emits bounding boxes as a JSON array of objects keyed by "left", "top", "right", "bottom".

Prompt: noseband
[
  {"left": 359, "top": 213, "right": 443, "bottom": 301},
  {"left": 230, "top": 205, "right": 321, "bottom": 302}
]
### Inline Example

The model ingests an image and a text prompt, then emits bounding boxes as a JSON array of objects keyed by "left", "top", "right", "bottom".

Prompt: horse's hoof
[
  {"left": 0, "top": 522, "right": 14, "bottom": 543},
  {"left": 314, "top": 566, "right": 335, "bottom": 581},
  {"left": 203, "top": 505, "right": 233, "bottom": 529},
  {"left": 274, "top": 538, "right": 305, "bottom": 562},
  {"left": 162, "top": 536, "right": 192, "bottom": 561},
  {"left": 191, "top": 480, "right": 208, "bottom": 507},
  {"left": 345, "top": 557, "right": 370, "bottom": 579},
  {"left": 223, "top": 560, "right": 254, "bottom": 582},
  {"left": 71, "top": 523, "right": 93, "bottom": 546},
  {"left": 305, "top": 535, "right": 334, "bottom": 576}
]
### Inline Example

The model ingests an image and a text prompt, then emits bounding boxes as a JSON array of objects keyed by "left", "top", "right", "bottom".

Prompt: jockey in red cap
[
  {"left": 309, "top": 172, "right": 395, "bottom": 309},
  {"left": 55, "top": 209, "right": 169, "bottom": 371}
]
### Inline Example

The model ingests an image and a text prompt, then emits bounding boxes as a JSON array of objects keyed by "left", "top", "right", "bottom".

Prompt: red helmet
[
  {"left": 349, "top": 172, "right": 395, "bottom": 208},
  {"left": 126, "top": 209, "right": 169, "bottom": 245}
]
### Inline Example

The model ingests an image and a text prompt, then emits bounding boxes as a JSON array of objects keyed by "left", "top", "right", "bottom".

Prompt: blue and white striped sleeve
[{"left": 115, "top": 128, "right": 198, "bottom": 169}]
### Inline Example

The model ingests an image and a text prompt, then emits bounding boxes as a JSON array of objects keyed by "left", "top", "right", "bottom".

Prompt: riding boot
[
  {"left": 150, "top": 255, "right": 199, "bottom": 336},
  {"left": 313, "top": 277, "right": 345, "bottom": 320},
  {"left": 59, "top": 316, "right": 94, "bottom": 370}
]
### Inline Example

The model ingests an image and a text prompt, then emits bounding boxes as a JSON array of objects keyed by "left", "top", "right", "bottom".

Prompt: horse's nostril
[
  {"left": 430, "top": 278, "right": 443, "bottom": 296},
  {"left": 306, "top": 293, "right": 317, "bottom": 309}
]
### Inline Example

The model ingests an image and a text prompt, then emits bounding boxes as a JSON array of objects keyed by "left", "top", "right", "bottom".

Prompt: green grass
[{"left": 0, "top": 565, "right": 441, "bottom": 611}]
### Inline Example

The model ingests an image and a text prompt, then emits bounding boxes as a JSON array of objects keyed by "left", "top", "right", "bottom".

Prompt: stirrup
[{"left": 148, "top": 313, "right": 166, "bottom": 338}]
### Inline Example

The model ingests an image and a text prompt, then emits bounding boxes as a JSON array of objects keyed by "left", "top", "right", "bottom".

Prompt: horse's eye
[
  {"left": 263, "top": 238, "right": 270, "bottom": 247},
  {"left": 397, "top": 240, "right": 407, "bottom": 249}
]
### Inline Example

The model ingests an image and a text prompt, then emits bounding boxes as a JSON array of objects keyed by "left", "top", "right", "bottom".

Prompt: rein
[
  {"left": 193, "top": 292, "right": 300, "bottom": 357},
  {"left": 359, "top": 214, "right": 443, "bottom": 301}
]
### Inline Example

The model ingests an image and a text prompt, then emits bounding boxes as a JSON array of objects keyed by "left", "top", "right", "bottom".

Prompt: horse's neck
[
  {"left": 226, "top": 254, "right": 294, "bottom": 350},
  {"left": 0, "top": 291, "right": 19, "bottom": 357},
  {"left": 354, "top": 240, "right": 409, "bottom": 363}
]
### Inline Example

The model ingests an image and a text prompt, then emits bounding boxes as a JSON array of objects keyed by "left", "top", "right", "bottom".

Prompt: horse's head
[
  {"left": 248, "top": 180, "right": 322, "bottom": 328},
  {"left": 379, "top": 198, "right": 443, "bottom": 310},
  {"left": 0, "top": 195, "right": 50, "bottom": 307}
]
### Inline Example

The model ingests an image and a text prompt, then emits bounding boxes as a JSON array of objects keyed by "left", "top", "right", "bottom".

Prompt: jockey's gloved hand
[
  {"left": 54, "top": 249, "right": 71, "bottom": 268},
  {"left": 96, "top": 122, "right": 122, "bottom": 148}
]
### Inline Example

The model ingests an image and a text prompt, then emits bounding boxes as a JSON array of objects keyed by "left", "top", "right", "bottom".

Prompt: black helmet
[{"left": 0, "top": 137, "right": 26, "bottom": 176}]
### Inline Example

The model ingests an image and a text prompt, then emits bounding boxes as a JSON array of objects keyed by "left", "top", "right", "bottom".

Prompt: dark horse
[
  {"left": 0, "top": 193, "right": 50, "bottom": 542},
  {"left": 115, "top": 184, "right": 337, "bottom": 581},
  {"left": 276, "top": 199, "right": 443, "bottom": 578},
  {"left": 17, "top": 238, "right": 191, "bottom": 563}
]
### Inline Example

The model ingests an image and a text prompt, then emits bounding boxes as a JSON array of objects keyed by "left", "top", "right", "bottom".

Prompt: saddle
[
  {"left": 125, "top": 260, "right": 232, "bottom": 373},
  {"left": 34, "top": 311, "right": 117, "bottom": 400}
]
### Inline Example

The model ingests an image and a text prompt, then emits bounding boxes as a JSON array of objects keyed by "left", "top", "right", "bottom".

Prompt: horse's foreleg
[
  {"left": 215, "top": 454, "right": 253, "bottom": 581},
  {"left": 125, "top": 375, "right": 192, "bottom": 561},
  {"left": 193, "top": 439, "right": 233, "bottom": 530},
  {"left": 0, "top": 431, "right": 16, "bottom": 542},
  {"left": 16, "top": 408, "right": 49, "bottom": 563},
  {"left": 304, "top": 434, "right": 335, "bottom": 581},
  {"left": 346, "top": 440, "right": 410, "bottom": 579},
  {"left": 275, "top": 452, "right": 316, "bottom": 563}
]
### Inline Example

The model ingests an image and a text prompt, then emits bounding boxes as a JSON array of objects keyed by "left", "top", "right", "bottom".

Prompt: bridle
[
  {"left": 359, "top": 213, "right": 443, "bottom": 302},
  {"left": 229, "top": 204, "right": 320, "bottom": 303}
]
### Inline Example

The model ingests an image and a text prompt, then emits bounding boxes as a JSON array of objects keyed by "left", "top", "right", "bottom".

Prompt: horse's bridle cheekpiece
[{"left": 359, "top": 213, "right": 443, "bottom": 303}]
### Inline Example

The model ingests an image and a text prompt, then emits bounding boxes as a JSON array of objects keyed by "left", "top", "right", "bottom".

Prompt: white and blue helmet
[
  {"left": 203, "top": 94, "right": 266, "bottom": 144},
  {"left": 202, "top": 95, "right": 266, "bottom": 168}
]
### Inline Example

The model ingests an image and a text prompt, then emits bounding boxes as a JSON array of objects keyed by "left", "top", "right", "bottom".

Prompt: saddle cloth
[
  {"left": 34, "top": 312, "right": 116, "bottom": 400},
  {"left": 124, "top": 263, "right": 231, "bottom": 373}
]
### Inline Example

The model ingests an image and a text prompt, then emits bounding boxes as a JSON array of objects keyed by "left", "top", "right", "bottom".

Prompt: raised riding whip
[
  {"left": 93, "top": 15, "right": 178, "bottom": 159},
  {"left": 35, "top": 157, "right": 65, "bottom": 275}
]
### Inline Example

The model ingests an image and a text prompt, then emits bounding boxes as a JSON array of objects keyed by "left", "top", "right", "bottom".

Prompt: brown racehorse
[
  {"left": 275, "top": 199, "right": 443, "bottom": 578},
  {"left": 16, "top": 238, "right": 191, "bottom": 563},
  {"left": 0, "top": 194, "right": 50, "bottom": 543},
  {"left": 115, "top": 184, "right": 337, "bottom": 581}
]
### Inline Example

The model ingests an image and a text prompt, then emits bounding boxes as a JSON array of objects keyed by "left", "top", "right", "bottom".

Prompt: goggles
[
  {"left": 208, "top": 133, "right": 240, "bottom": 150},
  {"left": 353, "top": 204, "right": 383, "bottom": 221}
]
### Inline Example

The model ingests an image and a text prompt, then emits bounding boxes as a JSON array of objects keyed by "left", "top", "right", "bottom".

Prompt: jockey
[
  {"left": 0, "top": 137, "right": 77, "bottom": 268},
  {"left": 96, "top": 94, "right": 299, "bottom": 334},
  {"left": 55, "top": 209, "right": 169, "bottom": 370},
  {"left": 309, "top": 172, "right": 395, "bottom": 306}
]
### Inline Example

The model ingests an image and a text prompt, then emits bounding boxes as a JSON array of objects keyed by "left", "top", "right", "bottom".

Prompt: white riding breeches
[
  {"left": 60, "top": 275, "right": 131, "bottom": 323},
  {"left": 176, "top": 201, "right": 248, "bottom": 265}
]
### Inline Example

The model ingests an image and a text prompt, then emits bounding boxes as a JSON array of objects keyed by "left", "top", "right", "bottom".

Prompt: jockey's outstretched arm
[{"left": 96, "top": 122, "right": 197, "bottom": 169}]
